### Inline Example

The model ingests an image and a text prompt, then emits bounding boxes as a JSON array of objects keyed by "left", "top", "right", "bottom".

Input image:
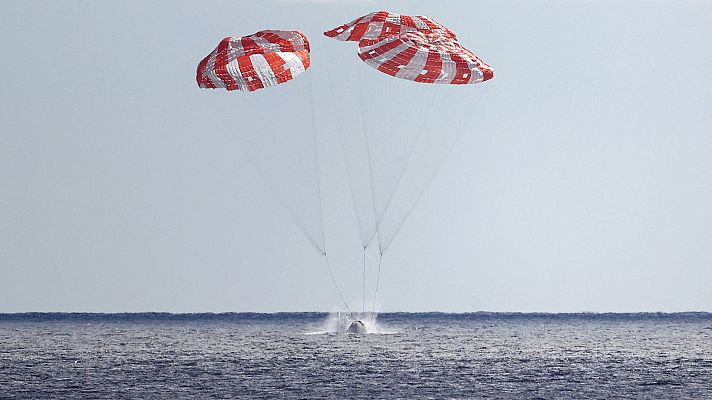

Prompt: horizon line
[{"left": 1, "top": 311, "right": 711, "bottom": 316}]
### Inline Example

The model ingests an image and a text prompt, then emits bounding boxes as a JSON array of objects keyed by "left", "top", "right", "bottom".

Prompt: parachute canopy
[
  {"left": 325, "top": 11, "right": 493, "bottom": 84},
  {"left": 358, "top": 31, "right": 493, "bottom": 84},
  {"left": 197, "top": 30, "right": 310, "bottom": 92}
]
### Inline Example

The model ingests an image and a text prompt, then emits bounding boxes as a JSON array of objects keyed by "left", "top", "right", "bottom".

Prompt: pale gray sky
[{"left": 1, "top": 0, "right": 711, "bottom": 312}]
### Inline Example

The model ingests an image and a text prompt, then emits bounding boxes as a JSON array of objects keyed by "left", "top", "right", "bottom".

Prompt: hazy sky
[{"left": 1, "top": 0, "right": 711, "bottom": 313}]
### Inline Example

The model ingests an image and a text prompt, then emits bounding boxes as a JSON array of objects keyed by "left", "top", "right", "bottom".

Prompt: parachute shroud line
[
  {"left": 325, "top": 253, "right": 352, "bottom": 313},
  {"left": 370, "top": 251, "right": 383, "bottom": 323},
  {"left": 205, "top": 100, "right": 326, "bottom": 255},
  {"left": 309, "top": 71, "right": 352, "bottom": 312},
  {"left": 381, "top": 84, "right": 491, "bottom": 252},
  {"left": 357, "top": 63, "right": 384, "bottom": 254},
  {"left": 362, "top": 246, "right": 367, "bottom": 313}
]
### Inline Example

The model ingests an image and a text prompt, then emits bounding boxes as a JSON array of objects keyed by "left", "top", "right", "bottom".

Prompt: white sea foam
[{"left": 304, "top": 311, "right": 398, "bottom": 335}]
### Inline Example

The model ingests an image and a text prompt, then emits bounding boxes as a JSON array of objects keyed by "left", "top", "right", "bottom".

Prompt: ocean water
[{"left": 1, "top": 312, "right": 711, "bottom": 399}]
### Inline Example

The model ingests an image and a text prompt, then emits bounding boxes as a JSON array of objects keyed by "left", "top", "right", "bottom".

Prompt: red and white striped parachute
[
  {"left": 358, "top": 31, "right": 493, "bottom": 84},
  {"left": 325, "top": 11, "right": 493, "bottom": 84},
  {"left": 196, "top": 30, "right": 310, "bottom": 92}
]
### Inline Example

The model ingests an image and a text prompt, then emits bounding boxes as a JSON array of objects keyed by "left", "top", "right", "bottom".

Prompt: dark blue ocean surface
[{"left": 1, "top": 312, "right": 711, "bottom": 399}]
